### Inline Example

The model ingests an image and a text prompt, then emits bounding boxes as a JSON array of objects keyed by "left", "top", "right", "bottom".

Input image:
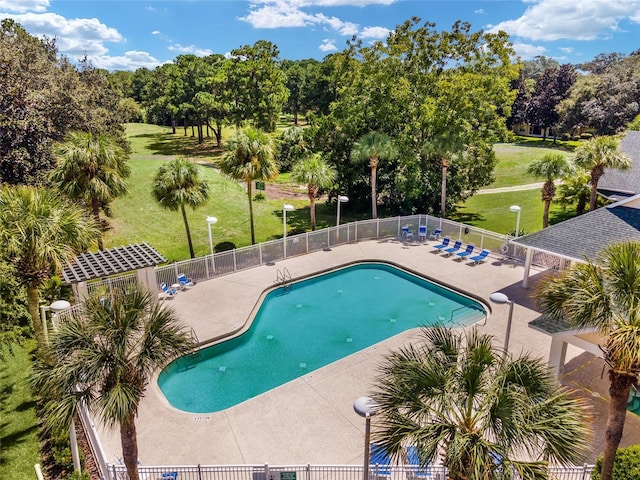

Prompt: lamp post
[
  {"left": 490, "top": 292, "right": 515, "bottom": 352},
  {"left": 39, "top": 300, "right": 81, "bottom": 473},
  {"left": 283, "top": 204, "right": 294, "bottom": 258},
  {"left": 509, "top": 205, "right": 521, "bottom": 238},
  {"left": 336, "top": 195, "right": 349, "bottom": 243},
  {"left": 354, "top": 396, "right": 380, "bottom": 480},
  {"left": 206, "top": 216, "right": 218, "bottom": 273}
]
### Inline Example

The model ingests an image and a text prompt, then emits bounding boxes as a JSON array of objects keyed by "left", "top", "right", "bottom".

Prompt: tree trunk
[
  {"left": 247, "top": 180, "right": 255, "bottom": 244},
  {"left": 215, "top": 121, "right": 222, "bottom": 146},
  {"left": 441, "top": 159, "right": 448, "bottom": 218},
  {"left": 91, "top": 197, "right": 104, "bottom": 250},
  {"left": 26, "top": 285, "right": 47, "bottom": 351},
  {"left": 600, "top": 369, "right": 635, "bottom": 480},
  {"left": 171, "top": 115, "right": 176, "bottom": 134},
  {"left": 370, "top": 160, "right": 378, "bottom": 219},
  {"left": 589, "top": 166, "right": 604, "bottom": 211},
  {"left": 577, "top": 193, "right": 587, "bottom": 215},
  {"left": 543, "top": 200, "right": 551, "bottom": 228},
  {"left": 180, "top": 203, "right": 195, "bottom": 258},
  {"left": 120, "top": 414, "right": 139, "bottom": 480}
]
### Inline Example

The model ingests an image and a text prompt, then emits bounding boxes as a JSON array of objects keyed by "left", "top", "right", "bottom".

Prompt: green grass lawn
[
  {"left": 451, "top": 187, "right": 574, "bottom": 236},
  {"left": 489, "top": 143, "right": 575, "bottom": 188},
  {"left": 0, "top": 341, "right": 40, "bottom": 480},
  {"left": 105, "top": 124, "right": 583, "bottom": 261}
]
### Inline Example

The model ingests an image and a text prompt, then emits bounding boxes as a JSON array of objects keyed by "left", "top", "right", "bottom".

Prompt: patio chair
[
  {"left": 418, "top": 225, "right": 427, "bottom": 242},
  {"left": 429, "top": 228, "right": 442, "bottom": 240},
  {"left": 443, "top": 239, "right": 463, "bottom": 256},
  {"left": 177, "top": 273, "right": 194, "bottom": 289},
  {"left": 454, "top": 243, "right": 475, "bottom": 260},
  {"left": 432, "top": 236, "right": 450, "bottom": 251},
  {"left": 401, "top": 226, "right": 414, "bottom": 241},
  {"left": 468, "top": 249, "right": 490, "bottom": 265},
  {"left": 161, "top": 472, "right": 178, "bottom": 480},
  {"left": 370, "top": 443, "right": 392, "bottom": 478},
  {"left": 160, "top": 282, "right": 178, "bottom": 298}
]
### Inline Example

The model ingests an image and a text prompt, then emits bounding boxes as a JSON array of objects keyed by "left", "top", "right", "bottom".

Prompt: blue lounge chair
[
  {"left": 443, "top": 239, "right": 463, "bottom": 256},
  {"left": 432, "top": 236, "right": 450, "bottom": 251},
  {"left": 429, "top": 228, "right": 442, "bottom": 240},
  {"left": 370, "top": 443, "right": 392, "bottom": 476},
  {"left": 161, "top": 472, "right": 178, "bottom": 480},
  {"left": 418, "top": 225, "right": 427, "bottom": 242},
  {"left": 160, "top": 282, "right": 178, "bottom": 298},
  {"left": 455, "top": 243, "right": 475, "bottom": 260},
  {"left": 177, "top": 273, "right": 193, "bottom": 289},
  {"left": 402, "top": 226, "right": 414, "bottom": 240},
  {"left": 469, "top": 249, "right": 490, "bottom": 265}
]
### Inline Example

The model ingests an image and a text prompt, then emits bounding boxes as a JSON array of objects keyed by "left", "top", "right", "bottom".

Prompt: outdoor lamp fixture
[
  {"left": 283, "top": 204, "right": 294, "bottom": 258},
  {"left": 354, "top": 396, "right": 380, "bottom": 480},
  {"left": 336, "top": 195, "right": 349, "bottom": 243},
  {"left": 206, "top": 216, "right": 218, "bottom": 273},
  {"left": 490, "top": 292, "right": 515, "bottom": 352},
  {"left": 39, "top": 300, "right": 81, "bottom": 473},
  {"left": 39, "top": 299, "right": 71, "bottom": 345},
  {"left": 509, "top": 205, "right": 521, "bottom": 238}
]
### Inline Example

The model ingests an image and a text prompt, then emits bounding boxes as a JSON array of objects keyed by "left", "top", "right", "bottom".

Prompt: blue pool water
[{"left": 158, "top": 262, "right": 486, "bottom": 413}]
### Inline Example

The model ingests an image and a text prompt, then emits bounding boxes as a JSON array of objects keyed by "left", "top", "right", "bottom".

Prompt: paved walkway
[
  {"left": 95, "top": 239, "right": 640, "bottom": 467},
  {"left": 477, "top": 180, "right": 561, "bottom": 194}
]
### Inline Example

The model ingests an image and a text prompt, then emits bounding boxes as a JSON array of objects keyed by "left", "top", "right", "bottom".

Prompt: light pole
[
  {"left": 354, "top": 396, "right": 380, "bottom": 480},
  {"left": 490, "top": 292, "right": 515, "bottom": 352},
  {"left": 283, "top": 204, "right": 294, "bottom": 258},
  {"left": 40, "top": 300, "right": 81, "bottom": 473},
  {"left": 336, "top": 195, "right": 349, "bottom": 243},
  {"left": 206, "top": 216, "right": 218, "bottom": 273},
  {"left": 509, "top": 205, "right": 521, "bottom": 238}
]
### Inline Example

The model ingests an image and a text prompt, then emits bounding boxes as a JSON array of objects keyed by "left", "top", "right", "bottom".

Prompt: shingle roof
[
  {"left": 62, "top": 242, "right": 166, "bottom": 283},
  {"left": 597, "top": 130, "right": 640, "bottom": 197},
  {"left": 512, "top": 203, "right": 640, "bottom": 261}
]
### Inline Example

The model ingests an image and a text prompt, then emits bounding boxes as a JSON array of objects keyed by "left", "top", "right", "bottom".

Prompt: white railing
[
  {"left": 155, "top": 214, "right": 513, "bottom": 288},
  {"left": 104, "top": 462, "right": 594, "bottom": 480}
]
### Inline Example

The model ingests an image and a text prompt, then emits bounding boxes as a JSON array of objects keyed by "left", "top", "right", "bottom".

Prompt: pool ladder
[
  {"left": 179, "top": 328, "right": 201, "bottom": 371},
  {"left": 275, "top": 267, "right": 292, "bottom": 293}
]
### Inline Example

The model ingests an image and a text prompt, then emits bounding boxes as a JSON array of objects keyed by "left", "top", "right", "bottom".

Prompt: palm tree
[
  {"left": 535, "top": 241, "right": 640, "bottom": 480},
  {"left": 0, "top": 186, "right": 98, "bottom": 350},
  {"left": 291, "top": 154, "right": 336, "bottom": 230},
  {"left": 152, "top": 157, "right": 210, "bottom": 258},
  {"left": 219, "top": 127, "right": 279, "bottom": 244},
  {"left": 51, "top": 131, "right": 130, "bottom": 250},
  {"left": 351, "top": 132, "right": 397, "bottom": 219},
  {"left": 371, "top": 327, "right": 590, "bottom": 480},
  {"left": 556, "top": 169, "right": 591, "bottom": 215},
  {"left": 573, "top": 136, "right": 631, "bottom": 212},
  {"left": 527, "top": 153, "right": 571, "bottom": 228},
  {"left": 31, "top": 287, "right": 195, "bottom": 480}
]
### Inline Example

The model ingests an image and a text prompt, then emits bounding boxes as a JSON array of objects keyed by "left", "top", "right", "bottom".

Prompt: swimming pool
[{"left": 158, "top": 262, "right": 487, "bottom": 413}]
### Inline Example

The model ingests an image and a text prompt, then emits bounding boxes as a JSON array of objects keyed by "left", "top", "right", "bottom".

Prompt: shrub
[
  {"left": 580, "top": 132, "right": 594, "bottom": 140},
  {"left": 253, "top": 192, "right": 266, "bottom": 201},
  {"left": 591, "top": 445, "right": 640, "bottom": 480}
]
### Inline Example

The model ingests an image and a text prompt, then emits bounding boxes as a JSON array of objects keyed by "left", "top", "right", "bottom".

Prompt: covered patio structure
[{"left": 62, "top": 242, "right": 166, "bottom": 300}]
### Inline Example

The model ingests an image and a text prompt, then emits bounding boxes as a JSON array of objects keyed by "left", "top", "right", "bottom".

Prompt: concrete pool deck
[{"left": 95, "top": 238, "right": 640, "bottom": 467}]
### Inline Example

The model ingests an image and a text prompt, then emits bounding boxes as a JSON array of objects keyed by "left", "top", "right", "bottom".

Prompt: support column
[
  {"left": 548, "top": 336, "right": 568, "bottom": 379},
  {"left": 522, "top": 248, "right": 533, "bottom": 288}
]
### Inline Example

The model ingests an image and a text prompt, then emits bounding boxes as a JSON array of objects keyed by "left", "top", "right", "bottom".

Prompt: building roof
[
  {"left": 62, "top": 242, "right": 166, "bottom": 284},
  {"left": 512, "top": 198, "right": 640, "bottom": 261},
  {"left": 597, "top": 130, "right": 640, "bottom": 199}
]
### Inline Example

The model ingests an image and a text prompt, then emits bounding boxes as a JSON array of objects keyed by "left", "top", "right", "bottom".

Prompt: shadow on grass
[
  {"left": 131, "top": 131, "right": 223, "bottom": 158},
  {"left": 448, "top": 211, "right": 485, "bottom": 225},
  {"left": 511, "top": 136, "right": 579, "bottom": 152}
]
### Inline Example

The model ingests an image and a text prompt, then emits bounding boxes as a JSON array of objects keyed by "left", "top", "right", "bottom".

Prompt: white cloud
[
  {"left": 3, "top": 11, "right": 122, "bottom": 56},
  {"left": 168, "top": 43, "right": 213, "bottom": 57},
  {"left": 240, "top": 0, "right": 382, "bottom": 38},
  {"left": 151, "top": 30, "right": 160, "bottom": 35},
  {"left": 91, "top": 50, "right": 161, "bottom": 71},
  {"left": 475, "top": 9, "right": 485, "bottom": 15},
  {"left": 559, "top": 46, "right": 574, "bottom": 53},
  {"left": 358, "top": 25, "right": 389, "bottom": 39},
  {"left": 0, "top": 0, "right": 48, "bottom": 14},
  {"left": 511, "top": 42, "right": 547, "bottom": 60},
  {"left": 488, "top": 0, "right": 640, "bottom": 41},
  {"left": 319, "top": 38, "right": 337, "bottom": 52},
  {"left": 145, "top": 6, "right": 156, "bottom": 12}
]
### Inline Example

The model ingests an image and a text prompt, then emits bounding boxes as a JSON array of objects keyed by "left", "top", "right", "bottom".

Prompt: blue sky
[{"left": 1, "top": 0, "right": 639, "bottom": 71}]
